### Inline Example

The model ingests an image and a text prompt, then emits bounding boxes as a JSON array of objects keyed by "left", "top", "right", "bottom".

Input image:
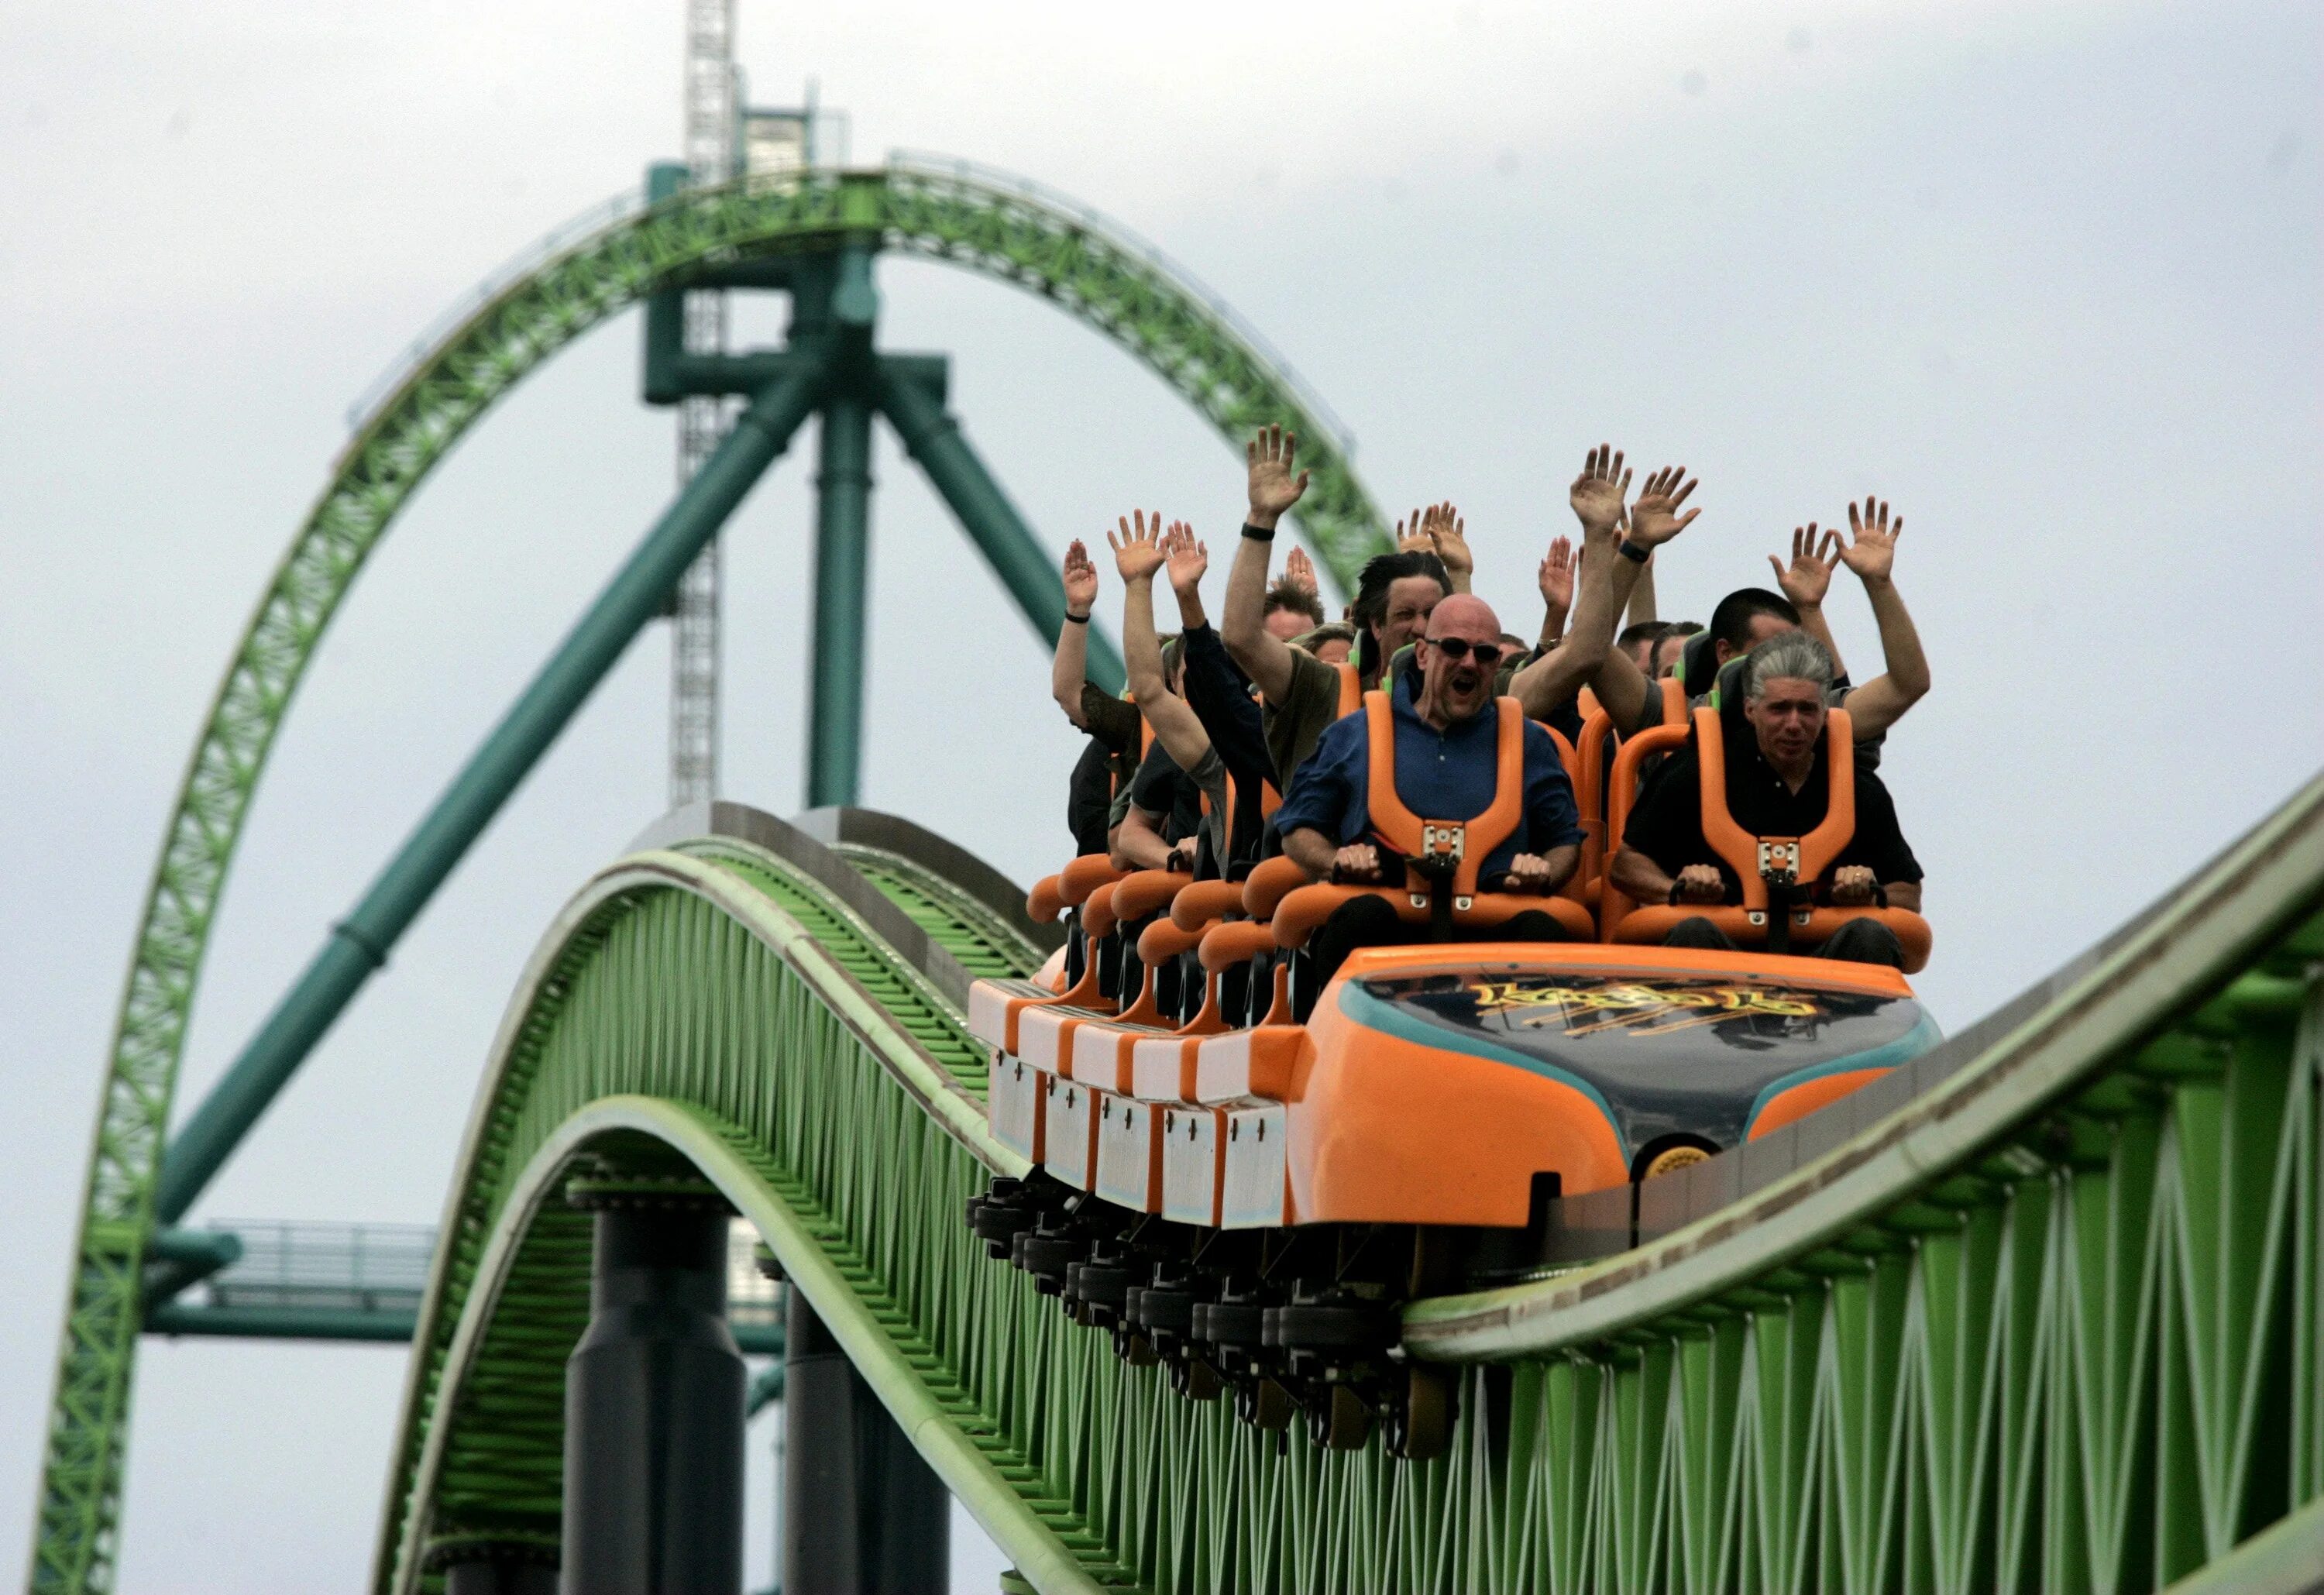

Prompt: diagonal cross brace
[{"left": 153, "top": 354, "right": 835, "bottom": 1225}]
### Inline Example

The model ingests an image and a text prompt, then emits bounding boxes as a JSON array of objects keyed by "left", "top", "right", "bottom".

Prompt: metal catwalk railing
[{"left": 179, "top": 1220, "right": 782, "bottom": 1330}]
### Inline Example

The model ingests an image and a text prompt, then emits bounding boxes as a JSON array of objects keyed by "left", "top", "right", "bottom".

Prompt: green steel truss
[
  {"left": 374, "top": 784, "right": 2324, "bottom": 1593},
  {"left": 30, "top": 161, "right": 1386, "bottom": 1594}
]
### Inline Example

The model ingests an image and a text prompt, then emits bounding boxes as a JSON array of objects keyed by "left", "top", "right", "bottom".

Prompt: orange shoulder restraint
[
  {"left": 1361, "top": 692, "right": 1526, "bottom": 902},
  {"left": 1694, "top": 705, "right": 1855, "bottom": 913}
]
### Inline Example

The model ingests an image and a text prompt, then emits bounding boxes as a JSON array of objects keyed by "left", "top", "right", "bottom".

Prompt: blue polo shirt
[{"left": 1272, "top": 662, "right": 1582, "bottom": 879}]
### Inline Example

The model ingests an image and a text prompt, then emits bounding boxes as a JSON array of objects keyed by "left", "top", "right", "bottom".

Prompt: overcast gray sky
[{"left": 3, "top": 2, "right": 2318, "bottom": 1590}]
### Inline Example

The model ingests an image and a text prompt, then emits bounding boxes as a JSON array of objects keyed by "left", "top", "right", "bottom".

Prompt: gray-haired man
[{"left": 1610, "top": 634, "right": 1923, "bottom": 968}]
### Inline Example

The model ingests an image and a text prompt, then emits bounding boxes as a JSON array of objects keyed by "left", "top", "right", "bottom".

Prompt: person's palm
[
  {"left": 1246, "top": 425, "right": 1309, "bottom": 519},
  {"left": 1839, "top": 497, "right": 1901, "bottom": 582},
  {"left": 1537, "top": 536, "right": 1575, "bottom": 613},
  {"left": 1423, "top": 502, "right": 1473, "bottom": 576},
  {"left": 1394, "top": 510, "right": 1434, "bottom": 557},
  {"left": 1109, "top": 510, "right": 1166, "bottom": 582},
  {"left": 1629, "top": 466, "right": 1701, "bottom": 548},
  {"left": 1769, "top": 525, "right": 1839, "bottom": 608},
  {"left": 1164, "top": 522, "right": 1208, "bottom": 593},
  {"left": 1569, "top": 445, "right": 1629, "bottom": 534},
  {"left": 1062, "top": 540, "right": 1099, "bottom": 612},
  {"left": 1284, "top": 547, "right": 1319, "bottom": 595}
]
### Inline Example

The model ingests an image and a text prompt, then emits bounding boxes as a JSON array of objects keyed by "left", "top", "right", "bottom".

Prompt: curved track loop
[
  {"left": 378, "top": 791, "right": 2324, "bottom": 1594},
  {"left": 33, "top": 160, "right": 1384, "bottom": 1594}
]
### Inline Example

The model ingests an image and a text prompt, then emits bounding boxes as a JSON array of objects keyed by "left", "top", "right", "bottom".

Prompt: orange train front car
[
  {"left": 964, "top": 938, "right": 1940, "bottom": 1455},
  {"left": 1289, "top": 942, "right": 1938, "bottom": 1226}
]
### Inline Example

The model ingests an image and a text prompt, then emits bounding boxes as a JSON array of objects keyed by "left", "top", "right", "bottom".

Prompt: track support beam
[
  {"left": 781, "top": 1289, "right": 948, "bottom": 1595},
  {"left": 808, "top": 380, "right": 875, "bottom": 807},
  {"left": 562, "top": 1194, "right": 745, "bottom": 1595},
  {"left": 152, "top": 355, "right": 830, "bottom": 1225}
]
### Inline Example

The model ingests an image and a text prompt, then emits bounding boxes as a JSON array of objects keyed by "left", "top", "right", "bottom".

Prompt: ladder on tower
[{"left": 669, "top": 0, "right": 738, "bottom": 806}]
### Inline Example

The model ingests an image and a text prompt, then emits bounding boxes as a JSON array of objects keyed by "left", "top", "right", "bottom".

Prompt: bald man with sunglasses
[{"left": 1274, "top": 594, "right": 1583, "bottom": 988}]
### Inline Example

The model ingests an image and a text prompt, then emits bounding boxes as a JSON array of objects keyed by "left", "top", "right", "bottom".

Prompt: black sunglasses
[{"left": 1425, "top": 636, "right": 1504, "bottom": 669}]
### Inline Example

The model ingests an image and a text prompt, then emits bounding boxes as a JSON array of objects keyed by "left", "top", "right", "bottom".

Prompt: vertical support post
[
  {"left": 562, "top": 1193, "right": 745, "bottom": 1595},
  {"left": 420, "top": 1538, "right": 559, "bottom": 1595},
  {"left": 808, "top": 387, "right": 875, "bottom": 807},
  {"left": 782, "top": 1291, "right": 949, "bottom": 1594}
]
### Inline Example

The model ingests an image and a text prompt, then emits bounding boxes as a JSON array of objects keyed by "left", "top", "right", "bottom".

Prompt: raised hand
[
  {"left": 1838, "top": 497, "right": 1903, "bottom": 583},
  {"left": 1628, "top": 466, "right": 1701, "bottom": 549},
  {"left": 1061, "top": 538, "right": 1099, "bottom": 616},
  {"left": 1421, "top": 501, "right": 1472, "bottom": 581},
  {"left": 1108, "top": 508, "right": 1167, "bottom": 583},
  {"left": 1164, "top": 521, "right": 1209, "bottom": 595},
  {"left": 1537, "top": 535, "right": 1576, "bottom": 619},
  {"left": 1246, "top": 425, "right": 1310, "bottom": 528},
  {"left": 1768, "top": 524, "right": 1842, "bottom": 610},
  {"left": 1394, "top": 507, "right": 1434, "bottom": 556},
  {"left": 1284, "top": 545, "right": 1319, "bottom": 595},
  {"left": 1569, "top": 444, "right": 1631, "bottom": 535}
]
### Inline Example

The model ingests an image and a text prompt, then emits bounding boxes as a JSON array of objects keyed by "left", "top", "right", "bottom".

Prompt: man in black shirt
[{"left": 1611, "top": 632, "right": 1923, "bottom": 968}]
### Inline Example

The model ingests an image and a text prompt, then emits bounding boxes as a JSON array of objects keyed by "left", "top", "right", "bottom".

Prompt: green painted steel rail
[
  {"left": 29, "top": 159, "right": 1384, "bottom": 1595},
  {"left": 366, "top": 783, "right": 2324, "bottom": 1593}
]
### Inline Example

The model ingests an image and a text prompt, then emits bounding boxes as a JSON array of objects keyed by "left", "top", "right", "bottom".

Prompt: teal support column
[
  {"left": 873, "top": 359, "right": 1125, "bottom": 693},
  {"left": 807, "top": 387, "right": 874, "bottom": 808},
  {"left": 153, "top": 354, "right": 832, "bottom": 1225},
  {"left": 139, "top": 1228, "right": 243, "bottom": 1306},
  {"left": 638, "top": 162, "right": 689, "bottom": 404}
]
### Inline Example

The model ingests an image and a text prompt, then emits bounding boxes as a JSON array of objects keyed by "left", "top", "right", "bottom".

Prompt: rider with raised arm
[
  {"left": 1220, "top": 427, "right": 1452, "bottom": 790},
  {"left": 1590, "top": 496, "right": 1931, "bottom": 749},
  {"left": 1112, "top": 511, "right": 1255, "bottom": 876},
  {"left": 1504, "top": 448, "right": 1700, "bottom": 727},
  {"left": 1051, "top": 537, "right": 1143, "bottom": 857},
  {"left": 1157, "top": 522, "right": 1277, "bottom": 862}
]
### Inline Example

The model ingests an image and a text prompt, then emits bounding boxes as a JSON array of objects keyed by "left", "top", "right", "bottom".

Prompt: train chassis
[{"left": 965, "top": 1170, "right": 1546, "bottom": 1462}]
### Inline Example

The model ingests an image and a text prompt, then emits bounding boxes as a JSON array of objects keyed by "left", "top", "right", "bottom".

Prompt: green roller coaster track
[
  {"left": 30, "top": 155, "right": 1390, "bottom": 1595},
  {"left": 363, "top": 783, "right": 2324, "bottom": 1593},
  {"left": 32, "top": 139, "right": 2324, "bottom": 1595}
]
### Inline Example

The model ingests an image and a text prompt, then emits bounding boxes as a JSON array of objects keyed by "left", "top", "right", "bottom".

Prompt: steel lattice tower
[{"left": 669, "top": 0, "right": 738, "bottom": 806}]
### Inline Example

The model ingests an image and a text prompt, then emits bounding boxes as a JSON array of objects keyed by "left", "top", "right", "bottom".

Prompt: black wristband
[
  {"left": 1239, "top": 521, "right": 1277, "bottom": 542},
  {"left": 1619, "top": 538, "right": 1653, "bottom": 565},
  {"left": 1061, "top": 610, "right": 1090, "bottom": 624}
]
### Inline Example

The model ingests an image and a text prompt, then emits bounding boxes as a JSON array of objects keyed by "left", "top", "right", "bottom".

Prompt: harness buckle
[
  {"left": 1757, "top": 839, "right": 1802, "bottom": 888},
  {"left": 1419, "top": 823, "right": 1467, "bottom": 865}
]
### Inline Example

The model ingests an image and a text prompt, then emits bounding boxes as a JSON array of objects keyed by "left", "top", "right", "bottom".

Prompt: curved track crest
[{"left": 34, "top": 157, "right": 1387, "bottom": 1595}]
